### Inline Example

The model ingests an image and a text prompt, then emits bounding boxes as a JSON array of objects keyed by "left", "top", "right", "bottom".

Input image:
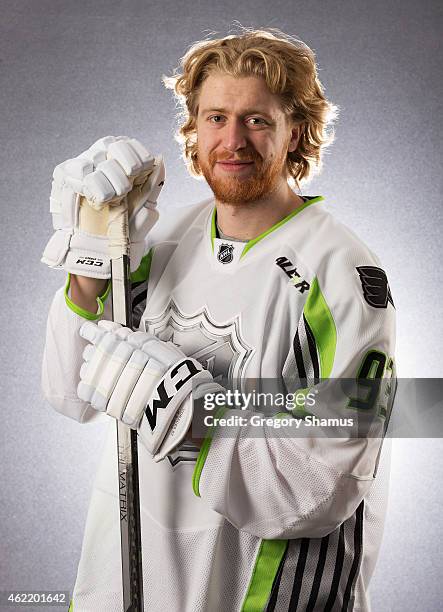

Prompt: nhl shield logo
[
  {"left": 144, "top": 300, "right": 253, "bottom": 387},
  {"left": 217, "top": 243, "right": 234, "bottom": 264},
  {"left": 143, "top": 300, "right": 253, "bottom": 467}
]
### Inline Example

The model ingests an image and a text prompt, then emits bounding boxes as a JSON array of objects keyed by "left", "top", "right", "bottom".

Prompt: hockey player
[{"left": 41, "top": 29, "right": 396, "bottom": 611}]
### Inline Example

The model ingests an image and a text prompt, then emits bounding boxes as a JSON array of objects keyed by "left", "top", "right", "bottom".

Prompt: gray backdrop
[{"left": 1, "top": 0, "right": 442, "bottom": 610}]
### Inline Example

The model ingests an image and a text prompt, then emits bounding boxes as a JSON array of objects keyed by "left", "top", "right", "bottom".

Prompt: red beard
[{"left": 198, "top": 147, "right": 287, "bottom": 205}]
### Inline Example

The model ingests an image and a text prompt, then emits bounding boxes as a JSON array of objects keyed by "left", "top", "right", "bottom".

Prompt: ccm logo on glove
[
  {"left": 145, "top": 359, "right": 202, "bottom": 431},
  {"left": 76, "top": 257, "right": 104, "bottom": 266}
]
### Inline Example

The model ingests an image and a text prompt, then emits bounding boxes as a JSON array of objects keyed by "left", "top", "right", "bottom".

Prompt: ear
[{"left": 288, "top": 124, "right": 302, "bottom": 153}]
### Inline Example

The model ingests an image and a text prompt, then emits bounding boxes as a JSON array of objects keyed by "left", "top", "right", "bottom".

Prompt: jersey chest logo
[
  {"left": 143, "top": 300, "right": 253, "bottom": 467},
  {"left": 143, "top": 300, "right": 253, "bottom": 387}
]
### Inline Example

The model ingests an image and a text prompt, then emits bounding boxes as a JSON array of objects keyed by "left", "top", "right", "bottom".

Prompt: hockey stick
[{"left": 108, "top": 201, "right": 144, "bottom": 611}]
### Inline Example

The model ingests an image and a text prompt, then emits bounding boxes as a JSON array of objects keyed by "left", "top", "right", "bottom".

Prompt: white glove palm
[
  {"left": 41, "top": 135, "right": 165, "bottom": 278},
  {"left": 77, "top": 321, "right": 221, "bottom": 461}
]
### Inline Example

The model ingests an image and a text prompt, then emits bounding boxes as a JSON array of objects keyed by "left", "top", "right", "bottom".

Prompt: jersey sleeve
[
  {"left": 192, "top": 244, "right": 396, "bottom": 540},
  {"left": 41, "top": 283, "right": 108, "bottom": 423}
]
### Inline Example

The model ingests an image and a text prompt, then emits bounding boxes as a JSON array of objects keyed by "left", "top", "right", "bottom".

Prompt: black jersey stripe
[
  {"left": 293, "top": 328, "right": 307, "bottom": 383},
  {"left": 131, "top": 279, "right": 148, "bottom": 297},
  {"left": 131, "top": 279, "right": 146, "bottom": 290},
  {"left": 131, "top": 278, "right": 148, "bottom": 310},
  {"left": 342, "top": 501, "right": 364, "bottom": 611},
  {"left": 305, "top": 534, "right": 330, "bottom": 612},
  {"left": 288, "top": 538, "right": 310, "bottom": 611},
  {"left": 303, "top": 315, "right": 320, "bottom": 383},
  {"left": 324, "top": 522, "right": 345, "bottom": 611},
  {"left": 266, "top": 542, "right": 289, "bottom": 611},
  {"left": 132, "top": 288, "right": 148, "bottom": 310},
  {"left": 131, "top": 281, "right": 148, "bottom": 329}
]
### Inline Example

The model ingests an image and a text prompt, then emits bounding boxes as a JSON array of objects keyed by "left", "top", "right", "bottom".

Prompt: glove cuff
[{"left": 42, "top": 229, "right": 146, "bottom": 279}]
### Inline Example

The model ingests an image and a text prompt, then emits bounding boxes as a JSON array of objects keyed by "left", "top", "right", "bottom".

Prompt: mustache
[{"left": 209, "top": 150, "right": 263, "bottom": 164}]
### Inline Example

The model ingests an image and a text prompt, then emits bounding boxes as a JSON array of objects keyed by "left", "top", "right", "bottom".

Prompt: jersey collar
[{"left": 209, "top": 196, "right": 325, "bottom": 259}]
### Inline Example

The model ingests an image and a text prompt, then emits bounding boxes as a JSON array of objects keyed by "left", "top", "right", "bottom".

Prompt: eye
[
  {"left": 208, "top": 115, "right": 225, "bottom": 123},
  {"left": 246, "top": 117, "right": 267, "bottom": 126}
]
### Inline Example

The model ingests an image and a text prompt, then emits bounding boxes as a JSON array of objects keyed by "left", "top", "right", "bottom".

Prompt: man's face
[{"left": 196, "top": 73, "right": 298, "bottom": 205}]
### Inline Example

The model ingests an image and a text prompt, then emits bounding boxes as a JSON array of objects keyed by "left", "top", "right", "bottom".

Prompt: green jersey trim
[
  {"left": 130, "top": 249, "right": 153, "bottom": 283},
  {"left": 210, "top": 196, "right": 324, "bottom": 256},
  {"left": 192, "top": 407, "right": 228, "bottom": 497},
  {"left": 241, "top": 539, "right": 288, "bottom": 611},
  {"left": 64, "top": 274, "right": 111, "bottom": 321},
  {"left": 68, "top": 599, "right": 73, "bottom": 611},
  {"left": 241, "top": 196, "right": 324, "bottom": 258},
  {"left": 303, "top": 277, "right": 337, "bottom": 378}
]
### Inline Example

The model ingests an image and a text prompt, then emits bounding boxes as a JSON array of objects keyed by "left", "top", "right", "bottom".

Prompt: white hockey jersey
[{"left": 42, "top": 195, "right": 396, "bottom": 612}]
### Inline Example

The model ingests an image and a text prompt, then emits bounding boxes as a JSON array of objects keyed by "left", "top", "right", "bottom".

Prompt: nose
[{"left": 222, "top": 118, "right": 247, "bottom": 152}]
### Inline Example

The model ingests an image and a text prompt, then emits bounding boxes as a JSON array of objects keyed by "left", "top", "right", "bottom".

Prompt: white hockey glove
[
  {"left": 77, "top": 320, "right": 221, "bottom": 461},
  {"left": 41, "top": 135, "right": 165, "bottom": 279}
]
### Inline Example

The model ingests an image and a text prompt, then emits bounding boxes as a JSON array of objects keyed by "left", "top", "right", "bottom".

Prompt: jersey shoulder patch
[{"left": 356, "top": 266, "right": 394, "bottom": 308}]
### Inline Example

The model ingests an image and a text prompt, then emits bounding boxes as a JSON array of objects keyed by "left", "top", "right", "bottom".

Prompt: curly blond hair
[{"left": 163, "top": 27, "right": 338, "bottom": 188}]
